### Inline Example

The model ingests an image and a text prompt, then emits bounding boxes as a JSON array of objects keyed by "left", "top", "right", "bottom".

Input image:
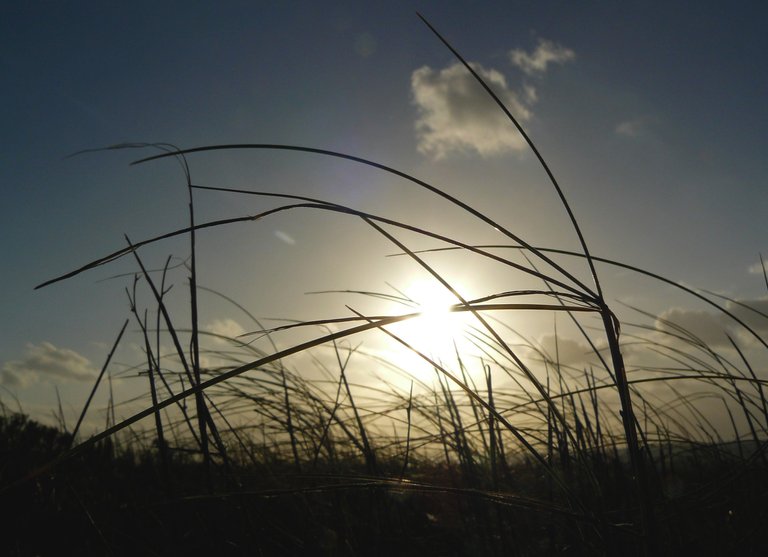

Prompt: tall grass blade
[{"left": 71, "top": 319, "right": 128, "bottom": 443}]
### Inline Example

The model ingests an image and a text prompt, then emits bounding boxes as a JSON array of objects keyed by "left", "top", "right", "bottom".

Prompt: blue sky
[{"left": 1, "top": 2, "right": 766, "bottom": 427}]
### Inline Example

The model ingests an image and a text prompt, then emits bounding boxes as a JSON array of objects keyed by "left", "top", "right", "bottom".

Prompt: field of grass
[{"left": 3, "top": 16, "right": 767, "bottom": 556}]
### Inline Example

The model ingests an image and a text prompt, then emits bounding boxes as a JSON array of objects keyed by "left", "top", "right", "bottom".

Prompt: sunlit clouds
[
  {"left": 274, "top": 230, "right": 296, "bottom": 245},
  {"left": 615, "top": 118, "right": 647, "bottom": 138},
  {"left": 410, "top": 37, "right": 574, "bottom": 160},
  {"left": 655, "top": 300, "right": 768, "bottom": 347},
  {"left": 531, "top": 334, "right": 600, "bottom": 366},
  {"left": 748, "top": 260, "right": 767, "bottom": 276},
  {"left": 206, "top": 318, "right": 246, "bottom": 344},
  {"left": 655, "top": 307, "right": 732, "bottom": 347},
  {"left": 354, "top": 32, "right": 377, "bottom": 58},
  {"left": 508, "top": 38, "right": 575, "bottom": 75},
  {"left": 411, "top": 62, "right": 531, "bottom": 159},
  {"left": 1, "top": 342, "right": 95, "bottom": 387}
]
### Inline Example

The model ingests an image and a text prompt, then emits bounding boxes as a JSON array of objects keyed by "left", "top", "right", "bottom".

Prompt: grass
[{"left": 3, "top": 14, "right": 768, "bottom": 556}]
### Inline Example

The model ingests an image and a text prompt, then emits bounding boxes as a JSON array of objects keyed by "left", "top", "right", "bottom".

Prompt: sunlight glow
[{"left": 385, "top": 278, "right": 481, "bottom": 385}]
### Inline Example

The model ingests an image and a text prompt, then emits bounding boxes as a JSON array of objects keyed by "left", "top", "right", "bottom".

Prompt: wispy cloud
[
  {"left": 354, "top": 32, "right": 377, "bottom": 58},
  {"left": 206, "top": 318, "right": 246, "bottom": 344},
  {"left": 411, "top": 37, "right": 574, "bottom": 160},
  {"left": 655, "top": 307, "right": 731, "bottom": 347},
  {"left": 615, "top": 118, "right": 646, "bottom": 138},
  {"left": 274, "top": 230, "right": 296, "bottom": 245},
  {"left": 654, "top": 299, "right": 768, "bottom": 347},
  {"left": 531, "top": 334, "right": 602, "bottom": 366},
  {"left": 411, "top": 62, "right": 531, "bottom": 160},
  {"left": 748, "top": 260, "right": 766, "bottom": 276},
  {"left": 725, "top": 299, "right": 768, "bottom": 336},
  {"left": 509, "top": 38, "right": 575, "bottom": 76},
  {"left": 1, "top": 342, "right": 96, "bottom": 387}
]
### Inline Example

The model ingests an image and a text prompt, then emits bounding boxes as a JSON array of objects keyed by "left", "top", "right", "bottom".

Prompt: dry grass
[{"left": 4, "top": 15, "right": 767, "bottom": 556}]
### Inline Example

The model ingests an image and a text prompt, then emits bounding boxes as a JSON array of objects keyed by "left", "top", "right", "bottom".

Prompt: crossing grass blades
[{"left": 3, "top": 13, "right": 768, "bottom": 557}]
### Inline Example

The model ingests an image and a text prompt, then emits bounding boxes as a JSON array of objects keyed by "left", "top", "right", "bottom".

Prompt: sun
[
  {"left": 384, "top": 278, "right": 479, "bottom": 384},
  {"left": 404, "top": 278, "right": 462, "bottom": 337}
]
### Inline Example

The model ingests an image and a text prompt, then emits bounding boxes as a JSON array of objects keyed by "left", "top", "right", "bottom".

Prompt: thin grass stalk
[
  {"left": 163, "top": 407, "right": 182, "bottom": 453},
  {"left": 359, "top": 215, "right": 586, "bottom": 459},
  {"left": 137, "top": 301, "right": 231, "bottom": 465},
  {"left": 312, "top": 367, "right": 347, "bottom": 467},
  {"left": 546, "top": 367, "right": 555, "bottom": 468},
  {"left": 725, "top": 371, "right": 761, "bottom": 459},
  {"left": 439, "top": 370, "right": 474, "bottom": 480},
  {"left": 205, "top": 394, "right": 255, "bottom": 470},
  {"left": 407, "top": 243, "right": 768, "bottom": 352},
  {"left": 491, "top": 410, "right": 509, "bottom": 481},
  {"left": 586, "top": 368, "right": 605, "bottom": 460},
  {"left": 157, "top": 256, "right": 200, "bottom": 442},
  {"left": 400, "top": 380, "right": 414, "bottom": 479},
  {"left": 580, "top": 370, "right": 600, "bottom": 456},
  {"left": 728, "top": 335, "right": 768, "bottom": 437},
  {"left": 337, "top": 354, "right": 377, "bottom": 475},
  {"left": 434, "top": 391, "right": 453, "bottom": 468},
  {"left": 457, "top": 347, "right": 490, "bottom": 461},
  {"left": 128, "top": 151, "right": 595, "bottom": 300},
  {"left": 137, "top": 307, "right": 172, "bottom": 494},
  {"left": 667, "top": 383, "right": 721, "bottom": 445},
  {"left": 80, "top": 142, "right": 216, "bottom": 475},
  {"left": 568, "top": 392, "right": 586, "bottom": 455},
  {"left": 202, "top": 392, "right": 233, "bottom": 466},
  {"left": 22, "top": 275, "right": 604, "bottom": 506},
  {"left": 312, "top": 365, "right": 346, "bottom": 467},
  {"left": 723, "top": 400, "right": 745, "bottom": 460},
  {"left": 553, "top": 319, "right": 572, "bottom": 471},
  {"left": 237, "top": 364, "right": 370, "bottom": 459},
  {"left": 181, "top": 150, "right": 213, "bottom": 491},
  {"left": 105, "top": 367, "right": 115, "bottom": 430},
  {"left": 40, "top": 200, "right": 601, "bottom": 337},
  {"left": 124, "top": 237, "right": 205, "bottom": 449},
  {"left": 655, "top": 425, "right": 667, "bottom": 482},
  {"left": 556, "top": 368, "right": 571, "bottom": 471},
  {"left": 599, "top": 309, "right": 655, "bottom": 544},
  {"left": 70, "top": 319, "right": 129, "bottom": 443},
  {"left": 634, "top": 330, "right": 768, "bottom": 440},
  {"left": 414, "top": 23, "right": 662, "bottom": 539},
  {"left": 54, "top": 387, "right": 67, "bottom": 433},
  {"left": 43, "top": 126, "right": 762, "bottom": 548},
  {"left": 517, "top": 250, "right": 628, "bottom": 479},
  {"left": 416, "top": 13, "right": 602, "bottom": 300},
  {"left": 347, "top": 307, "right": 591, "bottom": 517},
  {"left": 278, "top": 363, "right": 301, "bottom": 472},
  {"left": 485, "top": 364, "right": 499, "bottom": 489}
]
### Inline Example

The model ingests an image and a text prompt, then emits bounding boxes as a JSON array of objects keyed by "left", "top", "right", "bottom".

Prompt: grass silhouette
[{"left": 4, "top": 14, "right": 767, "bottom": 556}]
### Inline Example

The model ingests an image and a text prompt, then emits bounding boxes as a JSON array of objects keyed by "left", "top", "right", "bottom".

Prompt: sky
[{"left": 1, "top": 1, "right": 766, "bottom": 429}]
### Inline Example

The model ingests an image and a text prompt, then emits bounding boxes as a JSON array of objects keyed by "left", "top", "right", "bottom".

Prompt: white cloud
[
  {"left": 1, "top": 368, "right": 25, "bottom": 387},
  {"left": 615, "top": 118, "right": 646, "bottom": 138},
  {"left": 274, "top": 230, "right": 296, "bottom": 245},
  {"left": 725, "top": 299, "right": 768, "bottom": 336},
  {"left": 530, "top": 334, "right": 600, "bottom": 366},
  {"left": 411, "top": 62, "right": 532, "bottom": 160},
  {"left": 509, "top": 38, "right": 575, "bottom": 75},
  {"left": 206, "top": 318, "right": 246, "bottom": 343},
  {"left": 654, "top": 299, "right": 768, "bottom": 348},
  {"left": 1, "top": 342, "right": 96, "bottom": 387},
  {"left": 748, "top": 260, "right": 767, "bottom": 276},
  {"left": 354, "top": 32, "right": 377, "bottom": 58},
  {"left": 655, "top": 308, "right": 730, "bottom": 347},
  {"left": 522, "top": 83, "right": 538, "bottom": 104}
]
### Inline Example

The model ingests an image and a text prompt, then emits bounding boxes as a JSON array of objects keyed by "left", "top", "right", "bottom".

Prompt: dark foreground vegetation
[
  {"left": 5, "top": 14, "right": 768, "bottom": 557},
  {"left": 3, "top": 410, "right": 767, "bottom": 556}
]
